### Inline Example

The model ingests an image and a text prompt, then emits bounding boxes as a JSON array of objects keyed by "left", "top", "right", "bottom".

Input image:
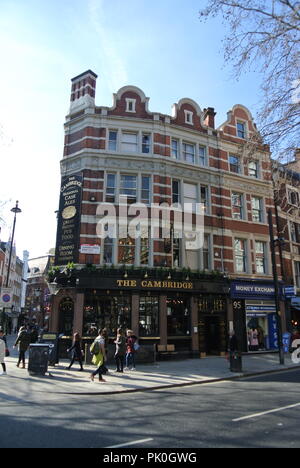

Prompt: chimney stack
[
  {"left": 69, "top": 70, "right": 98, "bottom": 113},
  {"left": 203, "top": 107, "right": 216, "bottom": 129}
]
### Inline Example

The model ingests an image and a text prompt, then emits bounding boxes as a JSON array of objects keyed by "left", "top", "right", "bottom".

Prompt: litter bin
[
  {"left": 39, "top": 333, "right": 60, "bottom": 366},
  {"left": 229, "top": 351, "right": 242, "bottom": 373},
  {"left": 28, "top": 344, "right": 49, "bottom": 376}
]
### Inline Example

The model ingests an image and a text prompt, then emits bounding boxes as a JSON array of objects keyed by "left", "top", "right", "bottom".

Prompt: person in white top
[{"left": 0, "top": 330, "right": 7, "bottom": 375}]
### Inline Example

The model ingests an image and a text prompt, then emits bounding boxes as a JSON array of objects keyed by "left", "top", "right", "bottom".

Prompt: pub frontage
[{"left": 49, "top": 269, "right": 230, "bottom": 360}]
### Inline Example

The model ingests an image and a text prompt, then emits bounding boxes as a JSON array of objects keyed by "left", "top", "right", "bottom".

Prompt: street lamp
[
  {"left": 268, "top": 209, "right": 284, "bottom": 365},
  {"left": 1, "top": 201, "right": 22, "bottom": 333},
  {"left": 5, "top": 201, "right": 22, "bottom": 288}
]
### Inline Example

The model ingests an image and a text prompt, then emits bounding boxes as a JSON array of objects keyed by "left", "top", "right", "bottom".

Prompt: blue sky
[{"left": 0, "top": 0, "right": 262, "bottom": 259}]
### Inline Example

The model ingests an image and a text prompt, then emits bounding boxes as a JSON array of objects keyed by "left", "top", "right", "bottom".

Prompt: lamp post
[
  {"left": 268, "top": 209, "right": 284, "bottom": 365},
  {"left": 2, "top": 201, "right": 22, "bottom": 334}
]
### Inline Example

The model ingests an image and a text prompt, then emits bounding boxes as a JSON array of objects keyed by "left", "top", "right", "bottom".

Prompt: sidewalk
[{"left": 2, "top": 335, "right": 300, "bottom": 395}]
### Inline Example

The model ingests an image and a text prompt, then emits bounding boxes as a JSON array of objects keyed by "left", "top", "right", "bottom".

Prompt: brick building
[{"left": 51, "top": 70, "right": 284, "bottom": 357}]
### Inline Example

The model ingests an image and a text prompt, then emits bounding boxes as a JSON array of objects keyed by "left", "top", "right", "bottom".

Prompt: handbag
[{"left": 5, "top": 349, "right": 10, "bottom": 357}]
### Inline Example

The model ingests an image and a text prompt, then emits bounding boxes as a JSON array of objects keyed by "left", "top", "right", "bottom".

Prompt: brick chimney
[
  {"left": 203, "top": 107, "right": 216, "bottom": 129},
  {"left": 69, "top": 70, "right": 98, "bottom": 113}
]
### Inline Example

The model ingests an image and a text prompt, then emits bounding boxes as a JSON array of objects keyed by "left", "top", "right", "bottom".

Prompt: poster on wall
[{"left": 54, "top": 174, "right": 83, "bottom": 266}]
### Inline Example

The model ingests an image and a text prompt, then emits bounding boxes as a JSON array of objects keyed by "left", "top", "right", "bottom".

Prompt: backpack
[{"left": 90, "top": 340, "right": 100, "bottom": 355}]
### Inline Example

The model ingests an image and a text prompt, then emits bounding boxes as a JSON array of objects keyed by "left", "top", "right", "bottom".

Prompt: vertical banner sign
[{"left": 55, "top": 174, "right": 83, "bottom": 265}]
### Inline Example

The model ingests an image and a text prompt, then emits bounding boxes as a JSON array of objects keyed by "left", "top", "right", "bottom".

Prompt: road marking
[
  {"left": 106, "top": 438, "right": 154, "bottom": 448},
  {"left": 233, "top": 402, "right": 300, "bottom": 422}
]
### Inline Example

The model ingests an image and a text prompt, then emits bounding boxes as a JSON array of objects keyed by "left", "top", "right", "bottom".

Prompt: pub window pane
[
  {"left": 139, "top": 296, "right": 159, "bottom": 336},
  {"left": 199, "top": 146, "right": 207, "bottom": 166},
  {"left": 103, "top": 237, "right": 113, "bottom": 264},
  {"left": 184, "top": 183, "right": 197, "bottom": 213},
  {"left": 142, "top": 134, "right": 151, "bottom": 154},
  {"left": 120, "top": 175, "right": 137, "bottom": 204},
  {"left": 172, "top": 180, "right": 180, "bottom": 204},
  {"left": 83, "top": 294, "right": 131, "bottom": 336},
  {"left": 200, "top": 186, "right": 208, "bottom": 213},
  {"left": 255, "top": 241, "right": 266, "bottom": 274},
  {"left": 237, "top": 122, "right": 246, "bottom": 139},
  {"left": 167, "top": 297, "right": 190, "bottom": 336},
  {"left": 203, "top": 234, "right": 210, "bottom": 270},
  {"left": 140, "top": 236, "right": 149, "bottom": 265},
  {"left": 173, "top": 237, "right": 181, "bottom": 267},
  {"left": 229, "top": 155, "right": 241, "bottom": 174},
  {"left": 106, "top": 173, "right": 116, "bottom": 203},
  {"left": 121, "top": 132, "right": 138, "bottom": 152},
  {"left": 108, "top": 131, "right": 117, "bottom": 151},
  {"left": 252, "top": 197, "right": 263, "bottom": 222},
  {"left": 183, "top": 143, "right": 195, "bottom": 164},
  {"left": 141, "top": 176, "right": 151, "bottom": 204},
  {"left": 118, "top": 235, "right": 135, "bottom": 264},
  {"left": 235, "top": 238, "right": 246, "bottom": 272},
  {"left": 232, "top": 193, "right": 243, "bottom": 220},
  {"left": 171, "top": 139, "right": 179, "bottom": 159},
  {"left": 248, "top": 160, "right": 259, "bottom": 178}
]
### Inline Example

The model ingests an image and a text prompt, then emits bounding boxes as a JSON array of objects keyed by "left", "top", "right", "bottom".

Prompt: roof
[{"left": 28, "top": 255, "right": 54, "bottom": 278}]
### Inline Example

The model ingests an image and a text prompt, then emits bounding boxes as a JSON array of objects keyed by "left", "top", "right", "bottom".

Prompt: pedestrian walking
[
  {"left": 102, "top": 328, "right": 109, "bottom": 374},
  {"left": 114, "top": 328, "right": 126, "bottom": 373},
  {"left": 125, "top": 329, "right": 138, "bottom": 371},
  {"left": 14, "top": 326, "right": 31, "bottom": 369},
  {"left": 0, "top": 329, "right": 7, "bottom": 375},
  {"left": 89, "top": 329, "right": 106, "bottom": 382},
  {"left": 66, "top": 332, "right": 84, "bottom": 371}
]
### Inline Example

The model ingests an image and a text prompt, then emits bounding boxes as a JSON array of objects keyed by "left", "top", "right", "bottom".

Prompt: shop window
[
  {"left": 167, "top": 296, "right": 190, "bottom": 336},
  {"left": 83, "top": 294, "right": 131, "bottom": 336},
  {"left": 139, "top": 296, "right": 159, "bottom": 337}
]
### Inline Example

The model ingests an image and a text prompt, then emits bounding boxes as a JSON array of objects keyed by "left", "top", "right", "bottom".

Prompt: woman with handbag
[
  {"left": 0, "top": 329, "right": 7, "bottom": 375},
  {"left": 89, "top": 329, "right": 106, "bottom": 382},
  {"left": 66, "top": 332, "right": 84, "bottom": 371}
]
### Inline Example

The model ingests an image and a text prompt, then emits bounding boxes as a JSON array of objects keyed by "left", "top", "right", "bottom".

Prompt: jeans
[
  {"left": 115, "top": 353, "right": 124, "bottom": 372},
  {"left": 125, "top": 352, "right": 135, "bottom": 369},
  {"left": 18, "top": 350, "right": 26, "bottom": 366}
]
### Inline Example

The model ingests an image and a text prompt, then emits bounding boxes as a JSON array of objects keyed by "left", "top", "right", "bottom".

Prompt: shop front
[
  {"left": 49, "top": 271, "right": 229, "bottom": 360},
  {"left": 231, "top": 280, "right": 284, "bottom": 353}
]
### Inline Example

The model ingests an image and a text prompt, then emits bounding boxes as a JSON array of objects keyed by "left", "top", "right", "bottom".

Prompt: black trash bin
[
  {"left": 229, "top": 351, "right": 242, "bottom": 373},
  {"left": 39, "top": 333, "right": 60, "bottom": 366},
  {"left": 28, "top": 344, "right": 49, "bottom": 376}
]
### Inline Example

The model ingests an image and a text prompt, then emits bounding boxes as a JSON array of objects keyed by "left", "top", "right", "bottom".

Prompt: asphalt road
[{"left": 1, "top": 368, "right": 300, "bottom": 448}]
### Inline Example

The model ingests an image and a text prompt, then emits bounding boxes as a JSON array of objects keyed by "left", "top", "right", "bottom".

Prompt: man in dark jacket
[{"left": 14, "top": 327, "right": 32, "bottom": 368}]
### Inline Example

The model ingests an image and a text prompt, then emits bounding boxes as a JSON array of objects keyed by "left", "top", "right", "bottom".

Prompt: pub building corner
[{"left": 49, "top": 69, "right": 289, "bottom": 361}]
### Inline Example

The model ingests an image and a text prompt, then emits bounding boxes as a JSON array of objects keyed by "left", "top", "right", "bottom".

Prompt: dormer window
[
  {"left": 126, "top": 98, "right": 136, "bottom": 113},
  {"left": 237, "top": 121, "right": 246, "bottom": 139},
  {"left": 184, "top": 110, "right": 193, "bottom": 125}
]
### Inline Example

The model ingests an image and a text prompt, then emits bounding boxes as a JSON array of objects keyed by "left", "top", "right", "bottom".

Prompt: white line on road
[
  {"left": 233, "top": 402, "right": 300, "bottom": 422},
  {"left": 106, "top": 438, "right": 154, "bottom": 448}
]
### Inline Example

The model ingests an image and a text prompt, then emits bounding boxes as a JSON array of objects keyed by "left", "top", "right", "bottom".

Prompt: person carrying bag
[{"left": 90, "top": 329, "right": 106, "bottom": 382}]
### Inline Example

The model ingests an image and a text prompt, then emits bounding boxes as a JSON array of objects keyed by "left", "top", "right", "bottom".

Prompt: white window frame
[
  {"left": 184, "top": 110, "right": 194, "bottom": 125},
  {"left": 125, "top": 98, "right": 136, "bottom": 113}
]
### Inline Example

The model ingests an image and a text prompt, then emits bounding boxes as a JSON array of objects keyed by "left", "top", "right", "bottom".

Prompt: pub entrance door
[{"left": 205, "top": 316, "right": 220, "bottom": 355}]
